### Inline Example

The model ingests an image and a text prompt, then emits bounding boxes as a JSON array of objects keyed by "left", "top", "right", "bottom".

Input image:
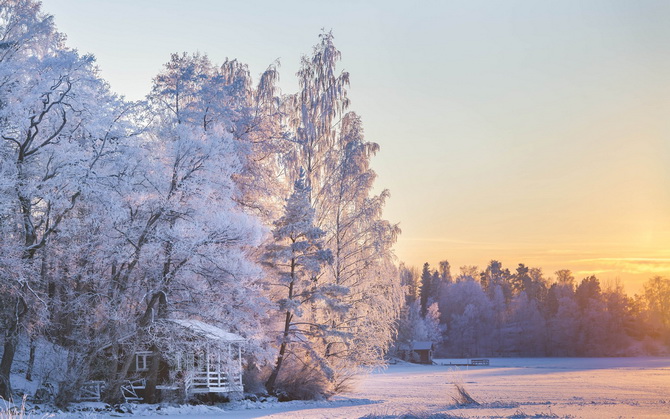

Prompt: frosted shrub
[{"left": 272, "top": 356, "right": 331, "bottom": 401}]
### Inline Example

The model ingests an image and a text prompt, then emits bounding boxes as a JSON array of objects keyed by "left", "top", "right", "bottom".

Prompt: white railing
[{"left": 185, "top": 371, "right": 242, "bottom": 394}]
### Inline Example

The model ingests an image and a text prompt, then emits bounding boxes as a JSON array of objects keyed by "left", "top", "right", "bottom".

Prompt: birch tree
[{"left": 277, "top": 32, "right": 401, "bottom": 392}]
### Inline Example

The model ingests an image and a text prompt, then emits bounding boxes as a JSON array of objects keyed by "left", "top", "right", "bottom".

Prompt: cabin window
[{"left": 135, "top": 351, "right": 152, "bottom": 371}]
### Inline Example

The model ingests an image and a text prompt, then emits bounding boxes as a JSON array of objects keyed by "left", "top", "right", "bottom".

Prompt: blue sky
[{"left": 44, "top": 0, "right": 670, "bottom": 292}]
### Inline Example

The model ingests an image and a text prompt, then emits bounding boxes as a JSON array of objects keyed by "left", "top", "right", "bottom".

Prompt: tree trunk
[
  {"left": 265, "top": 310, "right": 292, "bottom": 394},
  {"left": 266, "top": 259, "right": 296, "bottom": 394},
  {"left": 102, "top": 345, "right": 136, "bottom": 404},
  {"left": 25, "top": 338, "right": 36, "bottom": 381},
  {"left": 0, "top": 335, "right": 17, "bottom": 401},
  {"left": 0, "top": 297, "right": 26, "bottom": 402},
  {"left": 143, "top": 344, "right": 162, "bottom": 404},
  {"left": 266, "top": 280, "right": 294, "bottom": 393}
]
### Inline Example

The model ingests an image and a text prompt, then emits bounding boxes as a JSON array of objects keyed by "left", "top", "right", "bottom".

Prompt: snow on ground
[{"left": 42, "top": 357, "right": 670, "bottom": 418}]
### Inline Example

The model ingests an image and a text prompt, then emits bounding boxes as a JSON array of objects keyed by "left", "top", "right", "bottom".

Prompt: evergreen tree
[
  {"left": 420, "top": 263, "right": 432, "bottom": 316},
  {"left": 576, "top": 276, "right": 602, "bottom": 310},
  {"left": 264, "top": 170, "right": 332, "bottom": 394},
  {"left": 511, "top": 263, "right": 531, "bottom": 295},
  {"left": 481, "top": 260, "right": 512, "bottom": 302}
]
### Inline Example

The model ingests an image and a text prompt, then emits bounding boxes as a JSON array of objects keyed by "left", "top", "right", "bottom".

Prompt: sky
[{"left": 43, "top": 0, "right": 670, "bottom": 293}]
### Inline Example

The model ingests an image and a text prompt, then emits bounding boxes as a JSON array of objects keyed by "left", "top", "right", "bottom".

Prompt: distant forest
[{"left": 396, "top": 261, "right": 670, "bottom": 357}]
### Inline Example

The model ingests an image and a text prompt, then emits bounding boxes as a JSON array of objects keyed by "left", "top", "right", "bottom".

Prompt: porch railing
[{"left": 185, "top": 371, "right": 242, "bottom": 394}]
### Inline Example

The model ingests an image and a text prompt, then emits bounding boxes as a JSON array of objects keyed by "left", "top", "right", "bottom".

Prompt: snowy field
[{"left": 46, "top": 357, "right": 670, "bottom": 418}]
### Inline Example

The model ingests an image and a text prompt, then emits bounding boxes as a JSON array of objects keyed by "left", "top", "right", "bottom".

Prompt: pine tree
[
  {"left": 420, "top": 263, "right": 432, "bottom": 316},
  {"left": 264, "top": 169, "right": 332, "bottom": 394}
]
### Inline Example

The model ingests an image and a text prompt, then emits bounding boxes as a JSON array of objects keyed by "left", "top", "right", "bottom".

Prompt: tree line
[
  {"left": 0, "top": 0, "right": 399, "bottom": 404},
  {"left": 397, "top": 260, "right": 670, "bottom": 357}
]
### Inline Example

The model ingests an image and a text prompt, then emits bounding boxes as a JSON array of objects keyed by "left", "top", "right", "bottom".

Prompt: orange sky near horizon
[
  {"left": 394, "top": 238, "right": 670, "bottom": 295},
  {"left": 384, "top": 104, "right": 670, "bottom": 294},
  {"left": 384, "top": 108, "right": 670, "bottom": 294}
]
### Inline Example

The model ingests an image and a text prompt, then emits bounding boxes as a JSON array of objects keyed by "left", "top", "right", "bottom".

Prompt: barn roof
[{"left": 169, "top": 319, "right": 245, "bottom": 343}]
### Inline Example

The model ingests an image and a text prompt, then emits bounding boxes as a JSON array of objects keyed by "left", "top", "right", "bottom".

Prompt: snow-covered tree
[
  {"left": 643, "top": 276, "right": 670, "bottom": 330},
  {"left": 273, "top": 31, "right": 400, "bottom": 393},
  {"left": 546, "top": 283, "right": 579, "bottom": 356},
  {"left": 504, "top": 292, "right": 546, "bottom": 356},
  {"left": 601, "top": 280, "right": 635, "bottom": 352},
  {"left": 92, "top": 53, "right": 268, "bottom": 403},
  {"left": 316, "top": 110, "right": 400, "bottom": 385},
  {"left": 425, "top": 302, "right": 443, "bottom": 344},
  {"left": 0, "top": 11, "right": 401, "bottom": 403},
  {"left": 282, "top": 30, "right": 349, "bottom": 193},
  {"left": 396, "top": 300, "right": 441, "bottom": 346},
  {"left": 0, "top": 0, "right": 136, "bottom": 400},
  {"left": 441, "top": 279, "right": 494, "bottom": 357},
  {"left": 263, "top": 169, "right": 333, "bottom": 394}
]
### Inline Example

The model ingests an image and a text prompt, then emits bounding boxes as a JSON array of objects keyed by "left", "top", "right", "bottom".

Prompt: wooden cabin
[
  {"left": 80, "top": 319, "right": 245, "bottom": 402},
  {"left": 397, "top": 341, "right": 434, "bottom": 364}
]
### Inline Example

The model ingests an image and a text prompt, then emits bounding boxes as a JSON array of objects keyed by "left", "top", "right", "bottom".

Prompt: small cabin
[
  {"left": 80, "top": 319, "right": 245, "bottom": 402},
  {"left": 397, "top": 341, "right": 434, "bottom": 364}
]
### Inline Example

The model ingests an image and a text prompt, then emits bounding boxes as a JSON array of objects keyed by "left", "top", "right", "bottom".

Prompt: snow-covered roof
[
  {"left": 398, "top": 341, "right": 433, "bottom": 351},
  {"left": 169, "top": 319, "right": 245, "bottom": 343}
]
